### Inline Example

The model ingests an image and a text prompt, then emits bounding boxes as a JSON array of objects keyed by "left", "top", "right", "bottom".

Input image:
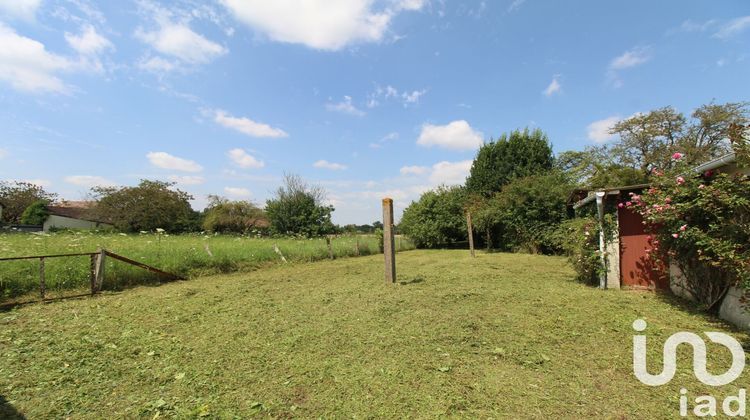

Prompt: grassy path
[{"left": 1, "top": 250, "right": 748, "bottom": 418}]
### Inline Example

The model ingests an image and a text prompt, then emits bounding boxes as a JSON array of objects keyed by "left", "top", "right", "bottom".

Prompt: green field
[
  {"left": 0, "top": 232, "right": 413, "bottom": 301},
  {"left": 1, "top": 250, "right": 747, "bottom": 418}
]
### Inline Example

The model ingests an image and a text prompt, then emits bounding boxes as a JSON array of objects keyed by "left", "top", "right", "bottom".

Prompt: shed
[
  {"left": 44, "top": 201, "right": 113, "bottom": 231},
  {"left": 571, "top": 152, "right": 750, "bottom": 330}
]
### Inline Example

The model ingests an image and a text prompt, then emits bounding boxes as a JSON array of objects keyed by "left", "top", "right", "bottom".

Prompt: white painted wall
[{"left": 43, "top": 215, "right": 113, "bottom": 231}]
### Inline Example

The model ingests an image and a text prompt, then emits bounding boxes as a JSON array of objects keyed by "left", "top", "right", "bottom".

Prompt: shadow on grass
[
  {"left": 399, "top": 276, "right": 426, "bottom": 286},
  {"left": 0, "top": 395, "right": 25, "bottom": 419},
  {"left": 0, "top": 291, "right": 123, "bottom": 312}
]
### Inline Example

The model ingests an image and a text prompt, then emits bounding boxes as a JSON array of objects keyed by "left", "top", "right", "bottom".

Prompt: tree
[
  {"left": 466, "top": 128, "right": 554, "bottom": 197},
  {"left": 0, "top": 181, "right": 57, "bottom": 224},
  {"left": 90, "top": 180, "right": 197, "bottom": 232},
  {"left": 265, "top": 174, "right": 335, "bottom": 237},
  {"left": 202, "top": 195, "right": 268, "bottom": 234},
  {"left": 492, "top": 171, "right": 573, "bottom": 254},
  {"left": 609, "top": 102, "right": 749, "bottom": 176},
  {"left": 555, "top": 147, "right": 647, "bottom": 188},
  {"left": 20, "top": 200, "right": 50, "bottom": 225},
  {"left": 399, "top": 185, "right": 467, "bottom": 248}
]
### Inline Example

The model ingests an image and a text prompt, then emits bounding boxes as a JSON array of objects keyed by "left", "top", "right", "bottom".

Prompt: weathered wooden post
[
  {"left": 382, "top": 198, "right": 396, "bottom": 284},
  {"left": 466, "top": 212, "right": 475, "bottom": 258},
  {"left": 39, "top": 257, "right": 46, "bottom": 300},
  {"left": 355, "top": 237, "right": 360, "bottom": 256},
  {"left": 326, "top": 236, "right": 334, "bottom": 260},
  {"left": 94, "top": 248, "right": 106, "bottom": 291}
]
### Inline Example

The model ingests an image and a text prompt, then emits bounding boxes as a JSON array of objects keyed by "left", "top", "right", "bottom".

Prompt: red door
[{"left": 618, "top": 207, "right": 669, "bottom": 290}]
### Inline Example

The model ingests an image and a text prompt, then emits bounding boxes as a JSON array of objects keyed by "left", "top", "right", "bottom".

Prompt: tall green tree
[
  {"left": 466, "top": 128, "right": 554, "bottom": 197},
  {"left": 91, "top": 180, "right": 198, "bottom": 232},
  {"left": 265, "top": 174, "right": 335, "bottom": 237},
  {"left": 0, "top": 181, "right": 57, "bottom": 224}
]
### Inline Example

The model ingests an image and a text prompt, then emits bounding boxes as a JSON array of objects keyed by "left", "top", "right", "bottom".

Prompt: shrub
[
  {"left": 20, "top": 200, "right": 49, "bottom": 225},
  {"left": 399, "top": 186, "right": 466, "bottom": 248},
  {"left": 628, "top": 162, "right": 750, "bottom": 310},
  {"left": 557, "top": 216, "right": 610, "bottom": 285}
]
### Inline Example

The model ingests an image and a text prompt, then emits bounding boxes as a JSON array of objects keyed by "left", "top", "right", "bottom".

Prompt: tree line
[
  {"left": 0, "top": 174, "right": 381, "bottom": 236},
  {"left": 399, "top": 102, "right": 749, "bottom": 253}
]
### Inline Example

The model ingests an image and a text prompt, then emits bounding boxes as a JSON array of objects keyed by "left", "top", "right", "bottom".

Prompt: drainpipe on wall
[{"left": 595, "top": 191, "right": 607, "bottom": 289}]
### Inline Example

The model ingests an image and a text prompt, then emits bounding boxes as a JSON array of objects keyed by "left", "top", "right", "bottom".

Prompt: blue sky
[{"left": 0, "top": 0, "right": 748, "bottom": 225}]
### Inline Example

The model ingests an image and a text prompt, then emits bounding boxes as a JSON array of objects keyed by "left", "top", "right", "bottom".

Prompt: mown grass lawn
[{"left": 1, "top": 250, "right": 748, "bottom": 418}]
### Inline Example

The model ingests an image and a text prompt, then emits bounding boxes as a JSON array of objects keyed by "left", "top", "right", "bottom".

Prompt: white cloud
[
  {"left": 0, "top": 23, "right": 74, "bottom": 93},
  {"left": 135, "top": 22, "right": 227, "bottom": 65},
  {"left": 508, "top": 0, "right": 526, "bottom": 12},
  {"left": 212, "top": 109, "right": 288, "bottom": 138},
  {"left": 137, "top": 55, "right": 178, "bottom": 73},
  {"left": 400, "top": 165, "right": 428, "bottom": 175},
  {"left": 429, "top": 160, "right": 473, "bottom": 185},
  {"left": 368, "top": 85, "right": 427, "bottom": 107},
  {"left": 168, "top": 175, "right": 205, "bottom": 185},
  {"left": 146, "top": 151, "right": 203, "bottom": 172},
  {"left": 220, "top": 0, "right": 425, "bottom": 50},
  {"left": 609, "top": 47, "right": 651, "bottom": 70},
  {"left": 65, "top": 25, "right": 113, "bottom": 55},
  {"left": 224, "top": 186, "right": 252, "bottom": 197},
  {"left": 0, "top": 0, "right": 41, "bottom": 20},
  {"left": 543, "top": 75, "right": 561, "bottom": 96},
  {"left": 586, "top": 116, "right": 621, "bottom": 143},
  {"left": 64, "top": 175, "right": 116, "bottom": 187},
  {"left": 675, "top": 19, "right": 716, "bottom": 33},
  {"left": 314, "top": 160, "right": 348, "bottom": 170},
  {"left": 228, "top": 148, "right": 265, "bottom": 169},
  {"left": 326, "top": 96, "right": 365, "bottom": 116},
  {"left": 381, "top": 132, "right": 399, "bottom": 142},
  {"left": 402, "top": 89, "right": 427, "bottom": 104},
  {"left": 417, "top": 120, "right": 483, "bottom": 150},
  {"left": 714, "top": 16, "right": 750, "bottom": 39}
]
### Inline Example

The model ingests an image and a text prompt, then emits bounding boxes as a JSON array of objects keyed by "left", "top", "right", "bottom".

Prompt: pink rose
[
  {"left": 676, "top": 176, "right": 685, "bottom": 185},
  {"left": 680, "top": 224, "right": 687, "bottom": 231},
  {"left": 626, "top": 201, "right": 632, "bottom": 207},
  {"left": 672, "top": 152, "right": 684, "bottom": 160},
  {"left": 698, "top": 184, "right": 706, "bottom": 189},
  {"left": 665, "top": 197, "right": 671, "bottom": 204},
  {"left": 672, "top": 233, "right": 679, "bottom": 238},
  {"left": 704, "top": 170, "right": 714, "bottom": 177},
  {"left": 618, "top": 203, "right": 624, "bottom": 208}
]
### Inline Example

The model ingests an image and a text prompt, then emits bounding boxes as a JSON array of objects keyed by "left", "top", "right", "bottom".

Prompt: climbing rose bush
[{"left": 626, "top": 152, "right": 750, "bottom": 309}]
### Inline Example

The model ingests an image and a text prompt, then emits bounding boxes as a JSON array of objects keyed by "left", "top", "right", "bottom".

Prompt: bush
[
  {"left": 265, "top": 174, "right": 335, "bottom": 237},
  {"left": 628, "top": 157, "right": 750, "bottom": 310},
  {"left": 202, "top": 196, "right": 268, "bottom": 234},
  {"left": 399, "top": 186, "right": 466, "bottom": 248},
  {"left": 20, "top": 200, "right": 49, "bottom": 225},
  {"left": 556, "top": 216, "right": 609, "bottom": 285},
  {"left": 492, "top": 172, "right": 572, "bottom": 254}
]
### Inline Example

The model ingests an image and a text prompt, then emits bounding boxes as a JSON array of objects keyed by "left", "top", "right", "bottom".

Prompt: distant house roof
[{"left": 47, "top": 201, "right": 109, "bottom": 224}]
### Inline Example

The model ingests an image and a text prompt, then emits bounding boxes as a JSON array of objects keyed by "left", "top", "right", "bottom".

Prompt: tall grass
[{"left": 0, "top": 231, "right": 414, "bottom": 301}]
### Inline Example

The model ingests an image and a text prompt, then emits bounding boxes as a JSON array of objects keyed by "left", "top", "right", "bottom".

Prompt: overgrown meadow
[{"left": 0, "top": 231, "right": 414, "bottom": 301}]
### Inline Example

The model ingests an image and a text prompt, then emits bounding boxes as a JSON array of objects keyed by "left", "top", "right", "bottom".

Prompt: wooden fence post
[
  {"left": 326, "top": 236, "right": 334, "bottom": 260},
  {"left": 466, "top": 212, "right": 475, "bottom": 258},
  {"left": 39, "top": 257, "right": 45, "bottom": 300},
  {"left": 355, "top": 238, "right": 360, "bottom": 256},
  {"left": 383, "top": 198, "right": 396, "bottom": 284},
  {"left": 94, "top": 248, "right": 106, "bottom": 291}
]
